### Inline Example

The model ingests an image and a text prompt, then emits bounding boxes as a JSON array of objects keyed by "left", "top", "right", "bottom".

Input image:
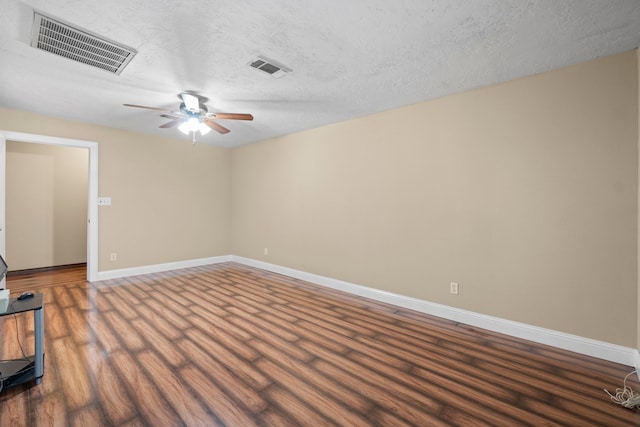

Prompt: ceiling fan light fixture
[
  {"left": 179, "top": 117, "right": 199, "bottom": 134},
  {"left": 178, "top": 122, "right": 190, "bottom": 135},
  {"left": 179, "top": 117, "right": 210, "bottom": 136},
  {"left": 199, "top": 123, "right": 211, "bottom": 135}
]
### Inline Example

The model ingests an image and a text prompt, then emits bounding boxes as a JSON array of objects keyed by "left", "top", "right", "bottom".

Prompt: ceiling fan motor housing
[{"left": 179, "top": 101, "right": 208, "bottom": 115}]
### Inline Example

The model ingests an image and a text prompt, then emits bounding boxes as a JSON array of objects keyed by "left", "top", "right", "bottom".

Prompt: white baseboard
[
  {"left": 93, "top": 254, "right": 638, "bottom": 366},
  {"left": 96, "top": 255, "right": 231, "bottom": 281},
  {"left": 231, "top": 255, "right": 637, "bottom": 367}
]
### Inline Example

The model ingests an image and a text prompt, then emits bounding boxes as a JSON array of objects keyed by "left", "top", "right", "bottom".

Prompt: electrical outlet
[
  {"left": 450, "top": 282, "right": 459, "bottom": 295},
  {"left": 264, "top": 248, "right": 269, "bottom": 256},
  {"left": 110, "top": 253, "right": 117, "bottom": 261}
]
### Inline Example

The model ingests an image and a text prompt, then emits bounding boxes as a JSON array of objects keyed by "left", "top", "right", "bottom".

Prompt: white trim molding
[
  {"left": 92, "top": 254, "right": 637, "bottom": 366},
  {"left": 97, "top": 255, "right": 231, "bottom": 281},
  {"left": 0, "top": 130, "right": 99, "bottom": 282},
  {"left": 231, "top": 255, "right": 637, "bottom": 367}
]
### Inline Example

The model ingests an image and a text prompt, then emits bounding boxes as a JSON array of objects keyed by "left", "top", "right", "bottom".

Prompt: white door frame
[{"left": 0, "top": 131, "right": 98, "bottom": 282}]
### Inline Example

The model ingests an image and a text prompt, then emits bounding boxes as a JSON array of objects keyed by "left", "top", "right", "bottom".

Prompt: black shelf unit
[{"left": 0, "top": 294, "right": 45, "bottom": 391}]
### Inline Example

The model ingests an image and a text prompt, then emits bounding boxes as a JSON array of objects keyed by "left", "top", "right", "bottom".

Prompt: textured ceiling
[{"left": 0, "top": 0, "right": 639, "bottom": 147}]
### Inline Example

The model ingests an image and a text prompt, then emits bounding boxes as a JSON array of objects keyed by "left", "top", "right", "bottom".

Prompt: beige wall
[
  {"left": 0, "top": 110, "right": 231, "bottom": 271},
  {"left": 6, "top": 142, "right": 88, "bottom": 270},
  {"left": 0, "top": 50, "right": 637, "bottom": 348},
  {"left": 232, "top": 51, "right": 639, "bottom": 347}
]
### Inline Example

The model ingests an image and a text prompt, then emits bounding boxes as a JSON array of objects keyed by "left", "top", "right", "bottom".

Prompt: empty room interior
[{"left": 1, "top": 1, "right": 640, "bottom": 425}]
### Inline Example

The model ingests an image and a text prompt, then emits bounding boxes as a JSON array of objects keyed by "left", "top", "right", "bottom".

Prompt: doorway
[{"left": 0, "top": 131, "right": 98, "bottom": 283}]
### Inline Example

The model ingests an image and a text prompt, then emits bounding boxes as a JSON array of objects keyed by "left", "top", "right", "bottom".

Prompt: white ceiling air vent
[
  {"left": 31, "top": 12, "right": 136, "bottom": 75},
  {"left": 249, "top": 56, "right": 290, "bottom": 78}
]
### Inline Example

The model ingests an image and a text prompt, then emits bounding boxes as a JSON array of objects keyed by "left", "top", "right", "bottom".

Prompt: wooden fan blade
[
  {"left": 211, "top": 113, "right": 254, "bottom": 121},
  {"left": 159, "top": 118, "right": 184, "bottom": 128},
  {"left": 123, "top": 103, "right": 171, "bottom": 112},
  {"left": 204, "top": 118, "right": 230, "bottom": 134},
  {"left": 160, "top": 113, "right": 185, "bottom": 120}
]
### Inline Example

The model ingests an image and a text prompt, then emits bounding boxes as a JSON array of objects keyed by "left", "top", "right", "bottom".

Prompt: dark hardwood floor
[{"left": 1, "top": 262, "right": 639, "bottom": 426}]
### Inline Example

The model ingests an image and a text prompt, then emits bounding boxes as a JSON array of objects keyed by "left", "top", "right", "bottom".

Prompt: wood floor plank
[
  {"left": 33, "top": 392, "right": 67, "bottom": 427},
  {"left": 101, "top": 312, "right": 146, "bottom": 352},
  {"left": 294, "top": 320, "right": 354, "bottom": 354},
  {"left": 304, "top": 341, "right": 444, "bottom": 416},
  {"left": 130, "top": 318, "right": 186, "bottom": 367},
  {"left": 178, "top": 338, "right": 269, "bottom": 413},
  {"left": 225, "top": 306, "right": 300, "bottom": 342},
  {"left": 188, "top": 309, "right": 252, "bottom": 341},
  {"left": 136, "top": 351, "right": 218, "bottom": 426},
  {"left": 188, "top": 314, "right": 260, "bottom": 362},
  {"left": 110, "top": 351, "right": 182, "bottom": 426},
  {"left": 252, "top": 342, "right": 372, "bottom": 414},
  {"left": 92, "top": 357, "right": 137, "bottom": 425},
  {"left": 143, "top": 298, "right": 193, "bottom": 330},
  {"left": 182, "top": 291, "right": 231, "bottom": 317},
  {"left": 180, "top": 365, "right": 253, "bottom": 427},
  {"left": 351, "top": 350, "right": 550, "bottom": 426},
  {"left": 90, "top": 315, "right": 123, "bottom": 354},
  {"left": 44, "top": 299, "right": 70, "bottom": 341},
  {"left": 67, "top": 287, "right": 91, "bottom": 312},
  {"left": 134, "top": 305, "right": 183, "bottom": 341},
  {"left": 265, "top": 385, "right": 336, "bottom": 427},
  {"left": 51, "top": 287, "right": 74, "bottom": 309},
  {"left": 2, "top": 263, "right": 640, "bottom": 426},
  {"left": 70, "top": 405, "right": 105, "bottom": 427},
  {"left": 256, "top": 356, "right": 373, "bottom": 427},
  {"left": 185, "top": 328, "right": 271, "bottom": 390},
  {"left": 62, "top": 306, "right": 91, "bottom": 345},
  {"left": 0, "top": 388, "right": 29, "bottom": 427},
  {"left": 259, "top": 407, "right": 307, "bottom": 427},
  {"left": 104, "top": 293, "right": 139, "bottom": 321},
  {"left": 313, "top": 359, "right": 450, "bottom": 426},
  {"left": 50, "top": 337, "right": 94, "bottom": 410}
]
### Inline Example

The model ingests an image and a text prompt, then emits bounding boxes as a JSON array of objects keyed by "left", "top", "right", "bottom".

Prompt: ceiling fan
[{"left": 123, "top": 93, "right": 253, "bottom": 141}]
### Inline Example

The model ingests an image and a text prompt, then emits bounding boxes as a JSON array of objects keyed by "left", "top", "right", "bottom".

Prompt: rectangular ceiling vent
[
  {"left": 31, "top": 12, "right": 136, "bottom": 75},
  {"left": 249, "top": 56, "right": 290, "bottom": 78}
]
